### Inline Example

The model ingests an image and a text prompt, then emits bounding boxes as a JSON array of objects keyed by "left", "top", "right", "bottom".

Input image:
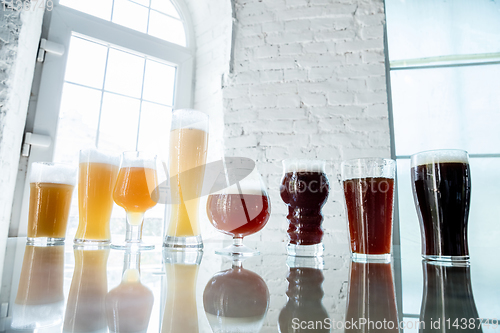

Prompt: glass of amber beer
[
  {"left": 164, "top": 109, "right": 209, "bottom": 249},
  {"left": 342, "top": 158, "right": 396, "bottom": 262},
  {"left": 411, "top": 149, "right": 471, "bottom": 262},
  {"left": 27, "top": 162, "right": 77, "bottom": 245},
  {"left": 75, "top": 149, "right": 120, "bottom": 245},
  {"left": 112, "top": 151, "right": 159, "bottom": 250}
]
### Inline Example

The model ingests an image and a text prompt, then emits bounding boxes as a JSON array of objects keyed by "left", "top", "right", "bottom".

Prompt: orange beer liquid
[
  {"left": 76, "top": 162, "right": 119, "bottom": 241},
  {"left": 27, "top": 182, "right": 74, "bottom": 239},
  {"left": 113, "top": 167, "right": 158, "bottom": 213},
  {"left": 168, "top": 128, "right": 208, "bottom": 237}
]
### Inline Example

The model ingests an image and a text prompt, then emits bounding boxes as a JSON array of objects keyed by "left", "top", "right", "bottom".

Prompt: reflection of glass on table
[{"left": 11, "top": 245, "right": 65, "bottom": 329}]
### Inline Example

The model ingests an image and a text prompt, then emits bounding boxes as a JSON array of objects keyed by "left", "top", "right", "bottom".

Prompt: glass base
[
  {"left": 287, "top": 243, "right": 324, "bottom": 257},
  {"left": 111, "top": 241, "right": 155, "bottom": 251},
  {"left": 163, "top": 235, "right": 203, "bottom": 249},
  {"left": 26, "top": 237, "right": 64, "bottom": 246},
  {"left": 74, "top": 238, "right": 110, "bottom": 246},
  {"left": 352, "top": 252, "right": 391, "bottom": 263},
  {"left": 215, "top": 243, "right": 259, "bottom": 257},
  {"left": 423, "top": 254, "right": 469, "bottom": 263}
]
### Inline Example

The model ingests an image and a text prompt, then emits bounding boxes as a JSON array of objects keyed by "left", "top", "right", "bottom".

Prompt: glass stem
[
  {"left": 126, "top": 212, "right": 144, "bottom": 244},
  {"left": 123, "top": 249, "right": 141, "bottom": 274},
  {"left": 233, "top": 236, "right": 244, "bottom": 247}
]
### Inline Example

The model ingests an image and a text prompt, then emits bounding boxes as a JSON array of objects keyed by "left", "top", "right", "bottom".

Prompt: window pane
[
  {"left": 137, "top": 102, "right": 172, "bottom": 159},
  {"left": 150, "top": 0, "right": 180, "bottom": 19},
  {"left": 148, "top": 11, "right": 186, "bottom": 47},
  {"left": 54, "top": 83, "right": 102, "bottom": 164},
  {"left": 105, "top": 48, "right": 145, "bottom": 98},
  {"left": 59, "top": 0, "right": 113, "bottom": 20},
  {"left": 129, "top": 0, "right": 149, "bottom": 7},
  {"left": 143, "top": 60, "right": 176, "bottom": 106},
  {"left": 98, "top": 93, "right": 140, "bottom": 152},
  {"left": 65, "top": 36, "right": 107, "bottom": 89},
  {"left": 391, "top": 65, "right": 500, "bottom": 156},
  {"left": 112, "top": 0, "right": 148, "bottom": 34},
  {"left": 386, "top": 0, "right": 500, "bottom": 61}
]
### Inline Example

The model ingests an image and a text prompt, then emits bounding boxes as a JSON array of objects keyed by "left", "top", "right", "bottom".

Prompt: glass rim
[
  {"left": 411, "top": 149, "right": 469, "bottom": 167},
  {"left": 411, "top": 148, "right": 469, "bottom": 157},
  {"left": 282, "top": 159, "right": 327, "bottom": 173},
  {"left": 341, "top": 157, "right": 396, "bottom": 166},
  {"left": 30, "top": 161, "right": 78, "bottom": 185}
]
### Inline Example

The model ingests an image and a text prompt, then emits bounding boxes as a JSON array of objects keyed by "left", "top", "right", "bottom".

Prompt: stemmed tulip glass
[
  {"left": 206, "top": 167, "right": 271, "bottom": 257},
  {"left": 112, "top": 151, "right": 159, "bottom": 250}
]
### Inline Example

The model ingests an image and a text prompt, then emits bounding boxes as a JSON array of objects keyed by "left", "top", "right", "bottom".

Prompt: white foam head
[
  {"left": 411, "top": 149, "right": 469, "bottom": 167},
  {"left": 171, "top": 109, "right": 209, "bottom": 132},
  {"left": 29, "top": 162, "right": 77, "bottom": 185},
  {"left": 79, "top": 149, "right": 120, "bottom": 166},
  {"left": 119, "top": 151, "right": 157, "bottom": 169},
  {"left": 341, "top": 158, "right": 396, "bottom": 180},
  {"left": 282, "top": 159, "right": 326, "bottom": 173}
]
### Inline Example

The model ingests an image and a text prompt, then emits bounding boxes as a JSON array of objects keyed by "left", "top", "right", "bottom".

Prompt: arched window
[{"left": 12, "top": 0, "right": 195, "bottom": 239}]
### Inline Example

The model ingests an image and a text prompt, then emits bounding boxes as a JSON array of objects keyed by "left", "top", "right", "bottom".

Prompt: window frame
[{"left": 10, "top": 1, "right": 195, "bottom": 237}]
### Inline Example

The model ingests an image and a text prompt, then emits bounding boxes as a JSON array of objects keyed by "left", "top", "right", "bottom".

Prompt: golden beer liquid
[
  {"left": 113, "top": 167, "right": 158, "bottom": 213},
  {"left": 15, "top": 245, "right": 64, "bottom": 305},
  {"left": 27, "top": 182, "right": 74, "bottom": 239},
  {"left": 76, "top": 162, "right": 119, "bottom": 241},
  {"left": 161, "top": 264, "right": 200, "bottom": 333},
  {"left": 168, "top": 128, "right": 208, "bottom": 237}
]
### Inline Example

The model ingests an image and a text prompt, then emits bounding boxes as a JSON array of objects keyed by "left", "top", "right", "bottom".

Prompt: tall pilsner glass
[{"left": 164, "top": 109, "right": 209, "bottom": 249}]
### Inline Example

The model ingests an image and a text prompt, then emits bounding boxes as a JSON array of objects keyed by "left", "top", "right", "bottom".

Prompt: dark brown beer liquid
[
  {"left": 412, "top": 162, "right": 471, "bottom": 258},
  {"left": 343, "top": 177, "right": 394, "bottom": 255},
  {"left": 280, "top": 172, "right": 329, "bottom": 245}
]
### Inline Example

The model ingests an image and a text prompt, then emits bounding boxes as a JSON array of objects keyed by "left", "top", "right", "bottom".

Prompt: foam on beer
[
  {"left": 412, "top": 150, "right": 469, "bottom": 167},
  {"left": 283, "top": 159, "right": 326, "bottom": 173},
  {"left": 29, "top": 162, "right": 77, "bottom": 185},
  {"left": 79, "top": 148, "right": 120, "bottom": 166},
  {"left": 171, "top": 109, "right": 209, "bottom": 132}
]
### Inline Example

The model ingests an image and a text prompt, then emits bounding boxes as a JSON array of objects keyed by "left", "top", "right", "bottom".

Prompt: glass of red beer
[
  {"left": 207, "top": 167, "right": 271, "bottom": 257},
  {"left": 411, "top": 149, "right": 471, "bottom": 262},
  {"left": 342, "top": 158, "right": 396, "bottom": 262},
  {"left": 280, "top": 159, "right": 329, "bottom": 257}
]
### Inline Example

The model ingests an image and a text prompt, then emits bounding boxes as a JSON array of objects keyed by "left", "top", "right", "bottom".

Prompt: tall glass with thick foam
[
  {"left": 75, "top": 149, "right": 120, "bottom": 245},
  {"left": 27, "top": 162, "right": 77, "bottom": 245},
  {"left": 164, "top": 109, "right": 209, "bottom": 249}
]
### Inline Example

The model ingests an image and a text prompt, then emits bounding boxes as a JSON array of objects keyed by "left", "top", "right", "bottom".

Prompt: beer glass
[
  {"left": 75, "top": 149, "right": 120, "bottom": 245},
  {"left": 204, "top": 259, "right": 269, "bottom": 333},
  {"left": 112, "top": 151, "right": 159, "bottom": 250},
  {"left": 164, "top": 109, "right": 209, "bottom": 249},
  {"left": 11, "top": 245, "right": 65, "bottom": 329},
  {"left": 342, "top": 158, "right": 396, "bottom": 262},
  {"left": 411, "top": 149, "right": 471, "bottom": 262},
  {"left": 27, "top": 162, "right": 77, "bottom": 245},
  {"left": 280, "top": 159, "right": 329, "bottom": 257},
  {"left": 207, "top": 167, "right": 271, "bottom": 256}
]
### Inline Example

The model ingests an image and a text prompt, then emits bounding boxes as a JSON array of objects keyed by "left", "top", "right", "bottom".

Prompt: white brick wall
[
  {"left": 223, "top": 0, "right": 391, "bottom": 245},
  {"left": 0, "top": 4, "right": 44, "bottom": 286}
]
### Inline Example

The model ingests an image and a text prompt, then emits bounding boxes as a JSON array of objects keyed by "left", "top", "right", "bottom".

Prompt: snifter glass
[
  {"left": 280, "top": 159, "right": 329, "bottom": 257},
  {"left": 112, "top": 151, "right": 159, "bottom": 250},
  {"left": 411, "top": 149, "right": 471, "bottom": 262},
  {"left": 206, "top": 167, "right": 271, "bottom": 257},
  {"left": 342, "top": 158, "right": 396, "bottom": 262}
]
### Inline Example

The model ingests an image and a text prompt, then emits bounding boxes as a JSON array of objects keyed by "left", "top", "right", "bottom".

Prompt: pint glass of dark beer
[
  {"left": 280, "top": 159, "right": 329, "bottom": 257},
  {"left": 342, "top": 158, "right": 396, "bottom": 262},
  {"left": 411, "top": 149, "right": 471, "bottom": 262}
]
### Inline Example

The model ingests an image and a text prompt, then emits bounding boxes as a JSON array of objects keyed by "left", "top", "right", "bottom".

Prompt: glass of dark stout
[
  {"left": 280, "top": 159, "right": 329, "bottom": 257},
  {"left": 411, "top": 149, "right": 471, "bottom": 262},
  {"left": 342, "top": 158, "right": 396, "bottom": 262},
  {"left": 207, "top": 168, "right": 271, "bottom": 257}
]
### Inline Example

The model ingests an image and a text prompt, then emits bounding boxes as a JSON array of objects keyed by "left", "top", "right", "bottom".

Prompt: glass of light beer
[
  {"left": 75, "top": 149, "right": 120, "bottom": 245},
  {"left": 411, "top": 149, "right": 471, "bottom": 262},
  {"left": 112, "top": 151, "right": 159, "bottom": 250},
  {"left": 27, "top": 162, "right": 77, "bottom": 245},
  {"left": 164, "top": 109, "right": 209, "bottom": 249}
]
